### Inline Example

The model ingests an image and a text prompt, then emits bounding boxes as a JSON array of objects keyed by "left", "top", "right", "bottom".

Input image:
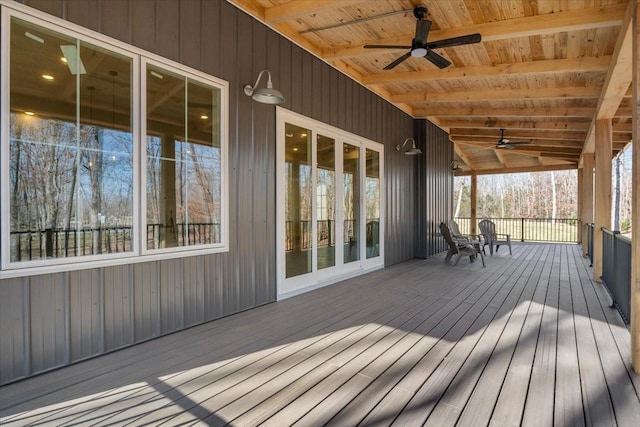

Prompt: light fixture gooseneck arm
[{"left": 244, "top": 69, "right": 285, "bottom": 104}]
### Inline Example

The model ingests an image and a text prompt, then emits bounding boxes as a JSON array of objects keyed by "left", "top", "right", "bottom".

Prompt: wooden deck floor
[{"left": 1, "top": 244, "right": 640, "bottom": 426}]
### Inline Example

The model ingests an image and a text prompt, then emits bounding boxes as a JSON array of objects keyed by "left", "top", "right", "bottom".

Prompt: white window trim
[
  {"left": 276, "top": 107, "right": 385, "bottom": 300},
  {"left": 0, "top": 2, "right": 229, "bottom": 279}
]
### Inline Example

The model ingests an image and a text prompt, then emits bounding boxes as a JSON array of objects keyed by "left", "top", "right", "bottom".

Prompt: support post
[
  {"left": 593, "top": 119, "right": 612, "bottom": 283},
  {"left": 631, "top": 0, "right": 640, "bottom": 372},
  {"left": 577, "top": 167, "right": 583, "bottom": 243},
  {"left": 582, "top": 153, "right": 595, "bottom": 257},
  {"left": 470, "top": 174, "right": 477, "bottom": 235}
]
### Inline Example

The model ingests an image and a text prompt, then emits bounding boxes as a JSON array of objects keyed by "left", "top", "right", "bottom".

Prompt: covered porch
[{"left": 2, "top": 243, "right": 639, "bottom": 426}]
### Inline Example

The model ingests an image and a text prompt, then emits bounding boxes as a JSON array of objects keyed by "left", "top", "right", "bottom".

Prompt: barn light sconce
[
  {"left": 396, "top": 138, "right": 422, "bottom": 155},
  {"left": 244, "top": 70, "right": 285, "bottom": 105},
  {"left": 450, "top": 160, "right": 462, "bottom": 171}
]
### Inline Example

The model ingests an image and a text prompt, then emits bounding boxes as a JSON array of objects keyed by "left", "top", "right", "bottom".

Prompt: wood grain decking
[{"left": 1, "top": 244, "right": 639, "bottom": 426}]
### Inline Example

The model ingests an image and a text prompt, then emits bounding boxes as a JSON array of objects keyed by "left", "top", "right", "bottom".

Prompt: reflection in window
[
  {"left": 366, "top": 149, "right": 380, "bottom": 258},
  {"left": 284, "top": 123, "right": 312, "bottom": 278},
  {"left": 344, "top": 143, "right": 360, "bottom": 263},
  {"left": 317, "top": 135, "right": 335, "bottom": 270},
  {"left": 146, "top": 64, "right": 222, "bottom": 249},
  {"left": 8, "top": 17, "right": 133, "bottom": 262}
]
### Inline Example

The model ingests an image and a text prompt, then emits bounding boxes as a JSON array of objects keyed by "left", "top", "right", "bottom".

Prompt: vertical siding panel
[
  {"left": 98, "top": 0, "right": 130, "bottom": 43},
  {"left": 159, "top": 258, "right": 183, "bottom": 334},
  {"left": 201, "top": 0, "right": 221, "bottom": 77},
  {"left": 29, "top": 274, "right": 66, "bottom": 373},
  {"left": 69, "top": 269, "right": 101, "bottom": 361},
  {"left": 252, "top": 20, "right": 269, "bottom": 306},
  {"left": 23, "top": 0, "right": 63, "bottom": 17},
  {"left": 219, "top": 2, "right": 239, "bottom": 315},
  {"left": 64, "top": 0, "right": 99, "bottom": 31},
  {"left": 290, "top": 46, "right": 303, "bottom": 114},
  {"left": 179, "top": 0, "right": 201, "bottom": 69},
  {"left": 277, "top": 36, "right": 291, "bottom": 114},
  {"left": 311, "top": 56, "right": 322, "bottom": 121},
  {"left": 131, "top": 0, "right": 156, "bottom": 52},
  {"left": 133, "top": 262, "right": 160, "bottom": 341},
  {"left": 236, "top": 11, "right": 254, "bottom": 311},
  {"left": 300, "top": 53, "right": 313, "bottom": 117},
  {"left": 154, "top": 0, "right": 179, "bottom": 62},
  {"left": 0, "top": 279, "right": 28, "bottom": 383},
  {"left": 321, "top": 65, "right": 331, "bottom": 125},
  {"left": 183, "top": 256, "right": 205, "bottom": 326},
  {"left": 103, "top": 265, "right": 133, "bottom": 351}
]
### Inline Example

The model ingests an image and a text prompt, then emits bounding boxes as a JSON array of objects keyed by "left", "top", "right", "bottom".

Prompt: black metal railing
[
  {"left": 284, "top": 219, "right": 374, "bottom": 252},
  {"left": 10, "top": 222, "right": 221, "bottom": 261},
  {"left": 454, "top": 217, "right": 579, "bottom": 243},
  {"left": 587, "top": 223, "right": 594, "bottom": 266},
  {"left": 601, "top": 227, "right": 632, "bottom": 324}
]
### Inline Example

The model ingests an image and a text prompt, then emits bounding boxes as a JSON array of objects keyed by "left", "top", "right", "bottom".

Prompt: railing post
[
  {"left": 521, "top": 218, "right": 525, "bottom": 242},
  {"left": 45, "top": 228, "right": 54, "bottom": 258}
]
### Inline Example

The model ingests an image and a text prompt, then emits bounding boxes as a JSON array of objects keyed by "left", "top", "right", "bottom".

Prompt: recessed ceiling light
[
  {"left": 286, "top": 133, "right": 293, "bottom": 138},
  {"left": 41, "top": 74, "right": 54, "bottom": 81},
  {"left": 293, "top": 147, "right": 299, "bottom": 151},
  {"left": 60, "top": 57, "right": 67, "bottom": 63},
  {"left": 150, "top": 70, "right": 163, "bottom": 79},
  {"left": 301, "top": 133, "right": 307, "bottom": 137},
  {"left": 200, "top": 115, "right": 209, "bottom": 120},
  {"left": 24, "top": 111, "right": 35, "bottom": 116}
]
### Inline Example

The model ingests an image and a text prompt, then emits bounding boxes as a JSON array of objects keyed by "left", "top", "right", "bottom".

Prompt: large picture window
[
  {"left": 144, "top": 62, "right": 224, "bottom": 251},
  {"left": 1, "top": 9, "right": 228, "bottom": 273}
]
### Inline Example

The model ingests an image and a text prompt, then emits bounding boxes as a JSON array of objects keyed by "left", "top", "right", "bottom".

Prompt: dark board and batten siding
[
  {"left": 0, "top": 0, "right": 445, "bottom": 385},
  {"left": 415, "top": 119, "right": 454, "bottom": 258}
]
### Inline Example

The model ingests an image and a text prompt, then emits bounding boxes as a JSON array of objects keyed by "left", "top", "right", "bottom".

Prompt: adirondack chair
[
  {"left": 440, "top": 222, "right": 485, "bottom": 267},
  {"left": 478, "top": 219, "right": 512, "bottom": 255},
  {"left": 448, "top": 219, "right": 485, "bottom": 254}
]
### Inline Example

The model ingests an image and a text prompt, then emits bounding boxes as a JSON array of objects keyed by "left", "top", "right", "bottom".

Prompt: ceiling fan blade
[
  {"left": 424, "top": 50, "right": 451, "bottom": 69},
  {"left": 507, "top": 141, "right": 530, "bottom": 145},
  {"left": 415, "top": 19, "right": 431, "bottom": 44},
  {"left": 427, "top": 33, "right": 482, "bottom": 49},
  {"left": 364, "top": 44, "right": 412, "bottom": 49},
  {"left": 384, "top": 52, "right": 412, "bottom": 70}
]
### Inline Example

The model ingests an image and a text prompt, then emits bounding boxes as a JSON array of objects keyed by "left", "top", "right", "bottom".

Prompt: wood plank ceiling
[{"left": 228, "top": 0, "right": 634, "bottom": 175}]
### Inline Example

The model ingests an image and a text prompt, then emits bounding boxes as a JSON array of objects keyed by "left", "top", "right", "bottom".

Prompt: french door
[{"left": 276, "top": 108, "right": 384, "bottom": 299}]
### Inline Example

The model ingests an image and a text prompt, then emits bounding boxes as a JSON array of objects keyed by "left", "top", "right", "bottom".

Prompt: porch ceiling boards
[
  {"left": 227, "top": 0, "right": 634, "bottom": 175},
  {"left": 2, "top": 244, "right": 639, "bottom": 425}
]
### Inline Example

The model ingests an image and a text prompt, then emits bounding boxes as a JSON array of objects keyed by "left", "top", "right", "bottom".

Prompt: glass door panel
[
  {"left": 366, "top": 149, "right": 380, "bottom": 258},
  {"left": 317, "top": 135, "right": 335, "bottom": 270},
  {"left": 285, "top": 123, "right": 312, "bottom": 278},
  {"left": 343, "top": 143, "right": 360, "bottom": 263}
]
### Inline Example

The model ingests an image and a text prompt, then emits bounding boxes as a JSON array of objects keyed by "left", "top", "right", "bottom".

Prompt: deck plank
[{"left": 1, "top": 244, "right": 639, "bottom": 427}]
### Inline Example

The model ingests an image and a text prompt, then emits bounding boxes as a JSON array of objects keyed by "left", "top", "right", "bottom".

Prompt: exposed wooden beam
[
  {"left": 453, "top": 143, "right": 477, "bottom": 170},
  {"left": 443, "top": 119, "right": 592, "bottom": 131},
  {"left": 583, "top": 0, "right": 635, "bottom": 156},
  {"left": 455, "top": 163, "right": 577, "bottom": 176},
  {"left": 391, "top": 86, "right": 602, "bottom": 103},
  {"left": 324, "top": 3, "right": 627, "bottom": 60},
  {"left": 450, "top": 128, "right": 589, "bottom": 140},
  {"left": 493, "top": 149, "right": 511, "bottom": 168},
  {"left": 414, "top": 106, "right": 597, "bottom": 118},
  {"left": 362, "top": 57, "right": 611, "bottom": 85},
  {"left": 264, "top": 0, "right": 363, "bottom": 24},
  {"left": 453, "top": 139, "right": 584, "bottom": 150}
]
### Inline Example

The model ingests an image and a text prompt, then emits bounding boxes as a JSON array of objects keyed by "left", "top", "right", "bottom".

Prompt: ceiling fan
[
  {"left": 363, "top": 5, "right": 481, "bottom": 70},
  {"left": 496, "top": 128, "right": 530, "bottom": 149}
]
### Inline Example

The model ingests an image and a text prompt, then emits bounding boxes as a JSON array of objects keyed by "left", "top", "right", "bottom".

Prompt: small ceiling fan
[
  {"left": 496, "top": 128, "right": 530, "bottom": 149},
  {"left": 364, "top": 5, "right": 481, "bottom": 70}
]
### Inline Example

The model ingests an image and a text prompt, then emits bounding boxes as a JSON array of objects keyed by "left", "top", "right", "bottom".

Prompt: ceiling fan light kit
[
  {"left": 363, "top": 5, "right": 481, "bottom": 70},
  {"left": 496, "top": 128, "right": 530, "bottom": 149}
]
